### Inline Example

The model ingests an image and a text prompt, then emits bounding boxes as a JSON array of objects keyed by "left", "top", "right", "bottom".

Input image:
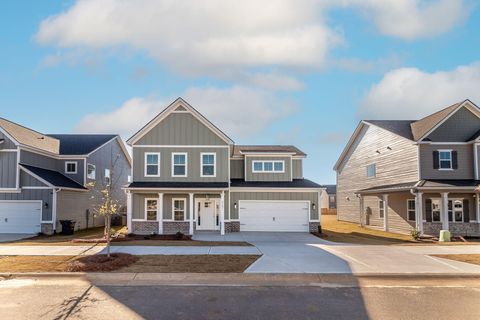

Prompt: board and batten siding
[
  {"left": 135, "top": 113, "right": 228, "bottom": 146},
  {"left": 419, "top": 144, "right": 474, "bottom": 180},
  {"left": 292, "top": 159, "right": 303, "bottom": 179},
  {"left": 230, "top": 159, "right": 244, "bottom": 179},
  {"left": 20, "top": 170, "right": 47, "bottom": 187},
  {"left": 245, "top": 156, "right": 292, "bottom": 182},
  {"left": 0, "top": 131, "right": 16, "bottom": 149},
  {"left": 0, "top": 189, "right": 53, "bottom": 221},
  {"left": 0, "top": 151, "right": 17, "bottom": 188},
  {"left": 336, "top": 124, "right": 419, "bottom": 224},
  {"left": 425, "top": 107, "right": 480, "bottom": 142},
  {"left": 133, "top": 147, "right": 229, "bottom": 182},
  {"left": 229, "top": 191, "right": 319, "bottom": 221}
]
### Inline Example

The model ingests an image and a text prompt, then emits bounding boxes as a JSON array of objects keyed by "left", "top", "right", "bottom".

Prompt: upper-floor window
[
  {"left": 145, "top": 152, "right": 160, "bottom": 177},
  {"left": 366, "top": 164, "right": 376, "bottom": 177},
  {"left": 252, "top": 160, "right": 284, "bottom": 173},
  {"left": 439, "top": 150, "right": 452, "bottom": 170},
  {"left": 201, "top": 153, "right": 216, "bottom": 177},
  {"left": 87, "top": 164, "right": 96, "bottom": 180},
  {"left": 172, "top": 153, "right": 187, "bottom": 177},
  {"left": 65, "top": 161, "right": 77, "bottom": 174},
  {"left": 104, "top": 168, "right": 111, "bottom": 186}
]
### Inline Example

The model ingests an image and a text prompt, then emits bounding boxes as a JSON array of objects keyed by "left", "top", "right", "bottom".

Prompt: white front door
[
  {"left": 196, "top": 200, "right": 218, "bottom": 230},
  {"left": 0, "top": 201, "right": 42, "bottom": 234},
  {"left": 239, "top": 201, "right": 310, "bottom": 232}
]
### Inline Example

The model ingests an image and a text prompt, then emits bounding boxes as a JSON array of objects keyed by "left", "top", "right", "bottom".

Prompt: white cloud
[
  {"left": 74, "top": 86, "right": 297, "bottom": 139},
  {"left": 358, "top": 62, "right": 480, "bottom": 119}
]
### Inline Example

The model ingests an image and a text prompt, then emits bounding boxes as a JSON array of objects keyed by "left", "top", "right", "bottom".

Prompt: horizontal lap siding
[
  {"left": 387, "top": 193, "right": 415, "bottom": 234},
  {"left": 230, "top": 192, "right": 319, "bottom": 221},
  {"left": 0, "top": 189, "right": 52, "bottom": 221},
  {"left": 337, "top": 124, "right": 418, "bottom": 224},
  {"left": 0, "top": 151, "right": 17, "bottom": 188}
]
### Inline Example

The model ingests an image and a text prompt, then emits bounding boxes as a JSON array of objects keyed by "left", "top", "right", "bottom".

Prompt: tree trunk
[{"left": 106, "top": 214, "right": 111, "bottom": 258}]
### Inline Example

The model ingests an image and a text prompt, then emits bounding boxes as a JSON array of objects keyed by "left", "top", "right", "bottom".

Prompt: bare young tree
[{"left": 87, "top": 153, "right": 125, "bottom": 257}]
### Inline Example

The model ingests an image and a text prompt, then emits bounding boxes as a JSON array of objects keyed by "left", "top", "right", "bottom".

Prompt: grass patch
[
  {"left": 431, "top": 254, "right": 480, "bottom": 266},
  {"left": 67, "top": 253, "right": 138, "bottom": 272},
  {"left": 0, "top": 254, "right": 260, "bottom": 273},
  {"left": 4, "top": 227, "right": 108, "bottom": 246}
]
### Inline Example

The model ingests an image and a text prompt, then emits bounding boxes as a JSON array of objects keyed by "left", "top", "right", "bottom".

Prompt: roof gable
[
  {"left": 424, "top": 105, "right": 480, "bottom": 142},
  {"left": 127, "top": 98, "right": 234, "bottom": 146},
  {"left": 232, "top": 145, "right": 306, "bottom": 157}
]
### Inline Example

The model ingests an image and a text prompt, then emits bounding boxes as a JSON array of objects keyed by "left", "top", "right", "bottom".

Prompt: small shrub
[
  {"left": 67, "top": 253, "right": 138, "bottom": 272},
  {"left": 175, "top": 231, "right": 184, "bottom": 240},
  {"left": 410, "top": 228, "right": 420, "bottom": 241}
]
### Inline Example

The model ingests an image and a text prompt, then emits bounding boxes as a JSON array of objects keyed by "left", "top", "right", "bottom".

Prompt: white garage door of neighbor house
[
  {"left": 0, "top": 201, "right": 42, "bottom": 234},
  {"left": 239, "top": 201, "right": 310, "bottom": 232}
]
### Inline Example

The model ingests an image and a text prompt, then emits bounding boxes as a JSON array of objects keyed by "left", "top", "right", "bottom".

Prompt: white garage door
[
  {"left": 239, "top": 201, "right": 310, "bottom": 232},
  {"left": 0, "top": 201, "right": 42, "bottom": 234}
]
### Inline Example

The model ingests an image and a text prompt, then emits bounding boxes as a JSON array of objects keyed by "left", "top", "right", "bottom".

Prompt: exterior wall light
[
  {"left": 234, "top": 202, "right": 237, "bottom": 210},
  {"left": 312, "top": 203, "right": 316, "bottom": 210}
]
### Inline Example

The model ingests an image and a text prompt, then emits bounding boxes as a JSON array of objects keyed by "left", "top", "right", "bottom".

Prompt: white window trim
[
  {"left": 438, "top": 149, "right": 453, "bottom": 171},
  {"left": 104, "top": 168, "right": 111, "bottom": 186},
  {"left": 144, "top": 198, "right": 158, "bottom": 221},
  {"left": 366, "top": 163, "right": 376, "bottom": 178},
  {"left": 252, "top": 160, "right": 285, "bottom": 173},
  {"left": 65, "top": 161, "right": 77, "bottom": 174},
  {"left": 200, "top": 152, "right": 216, "bottom": 177},
  {"left": 430, "top": 198, "right": 442, "bottom": 222},
  {"left": 87, "top": 163, "right": 96, "bottom": 180},
  {"left": 407, "top": 199, "right": 416, "bottom": 222},
  {"left": 378, "top": 200, "right": 384, "bottom": 218},
  {"left": 172, "top": 198, "right": 187, "bottom": 221},
  {"left": 171, "top": 152, "right": 188, "bottom": 177},
  {"left": 145, "top": 152, "right": 161, "bottom": 177},
  {"left": 448, "top": 198, "right": 464, "bottom": 223}
]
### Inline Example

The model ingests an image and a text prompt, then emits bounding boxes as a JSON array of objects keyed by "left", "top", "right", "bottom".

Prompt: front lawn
[
  {"left": 0, "top": 254, "right": 259, "bottom": 273},
  {"left": 431, "top": 254, "right": 480, "bottom": 266}
]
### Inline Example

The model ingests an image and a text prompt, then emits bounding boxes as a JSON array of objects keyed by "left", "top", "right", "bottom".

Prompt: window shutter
[
  {"left": 452, "top": 151, "right": 458, "bottom": 169},
  {"left": 463, "top": 199, "right": 470, "bottom": 222},
  {"left": 425, "top": 199, "right": 432, "bottom": 222},
  {"left": 432, "top": 151, "right": 439, "bottom": 169}
]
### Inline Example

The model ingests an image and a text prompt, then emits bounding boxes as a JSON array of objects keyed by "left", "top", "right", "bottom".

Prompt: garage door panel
[
  {"left": 0, "top": 201, "right": 41, "bottom": 234},
  {"left": 240, "top": 201, "right": 309, "bottom": 232}
]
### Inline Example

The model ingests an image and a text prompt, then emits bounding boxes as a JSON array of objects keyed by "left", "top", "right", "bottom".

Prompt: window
[
  {"left": 379, "top": 200, "right": 384, "bottom": 218},
  {"left": 407, "top": 199, "right": 416, "bottom": 221},
  {"left": 366, "top": 164, "right": 376, "bottom": 177},
  {"left": 145, "top": 199, "right": 157, "bottom": 221},
  {"left": 439, "top": 150, "right": 452, "bottom": 169},
  {"left": 431, "top": 199, "right": 441, "bottom": 222},
  {"left": 145, "top": 153, "right": 160, "bottom": 177},
  {"left": 104, "top": 168, "right": 111, "bottom": 186},
  {"left": 172, "top": 153, "right": 187, "bottom": 177},
  {"left": 201, "top": 153, "right": 216, "bottom": 177},
  {"left": 65, "top": 161, "right": 77, "bottom": 174},
  {"left": 448, "top": 199, "right": 463, "bottom": 222},
  {"left": 173, "top": 199, "right": 186, "bottom": 221},
  {"left": 252, "top": 160, "right": 284, "bottom": 173},
  {"left": 87, "top": 164, "right": 96, "bottom": 179}
]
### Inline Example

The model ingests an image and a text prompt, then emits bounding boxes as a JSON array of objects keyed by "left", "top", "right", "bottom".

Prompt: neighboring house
[
  {"left": 334, "top": 99, "right": 480, "bottom": 237},
  {"left": 125, "top": 98, "right": 323, "bottom": 235},
  {"left": 0, "top": 118, "right": 132, "bottom": 235},
  {"left": 320, "top": 185, "right": 336, "bottom": 209}
]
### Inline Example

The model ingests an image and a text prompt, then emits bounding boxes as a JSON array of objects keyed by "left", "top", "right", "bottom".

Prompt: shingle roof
[
  {"left": 418, "top": 179, "right": 480, "bottom": 188},
  {"left": 357, "top": 181, "right": 419, "bottom": 193},
  {"left": 20, "top": 164, "right": 87, "bottom": 190},
  {"left": 410, "top": 101, "right": 462, "bottom": 141},
  {"left": 364, "top": 120, "right": 415, "bottom": 140},
  {"left": 323, "top": 184, "right": 336, "bottom": 194},
  {"left": 0, "top": 118, "right": 59, "bottom": 154},
  {"left": 127, "top": 182, "right": 229, "bottom": 189},
  {"left": 47, "top": 134, "right": 117, "bottom": 155},
  {"left": 232, "top": 145, "right": 306, "bottom": 157},
  {"left": 230, "top": 179, "right": 322, "bottom": 188}
]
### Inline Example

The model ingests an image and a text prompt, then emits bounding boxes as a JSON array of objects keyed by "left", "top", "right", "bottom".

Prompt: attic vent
[{"left": 174, "top": 105, "right": 187, "bottom": 111}]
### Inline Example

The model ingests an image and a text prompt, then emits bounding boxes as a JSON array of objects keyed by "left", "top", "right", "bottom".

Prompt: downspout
[
  {"left": 410, "top": 188, "right": 423, "bottom": 235},
  {"left": 52, "top": 188, "right": 61, "bottom": 233}
]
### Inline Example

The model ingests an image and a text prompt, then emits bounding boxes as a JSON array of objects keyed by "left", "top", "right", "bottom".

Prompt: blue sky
[{"left": 1, "top": 1, "right": 480, "bottom": 184}]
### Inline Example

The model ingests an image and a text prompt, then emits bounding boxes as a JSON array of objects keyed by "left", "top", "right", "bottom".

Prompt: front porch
[
  {"left": 127, "top": 188, "right": 232, "bottom": 235},
  {"left": 357, "top": 181, "right": 480, "bottom": 237}
]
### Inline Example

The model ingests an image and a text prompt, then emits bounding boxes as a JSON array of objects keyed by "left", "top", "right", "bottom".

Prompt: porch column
[
  {"left": 476, "top": 193, "right": 479, "bottom": 222},
  {"left": 383, "top": 194, "right": 389, "bottom": 232},
  {"left": 189, "top": 193, "right": 194, "bottom": 235},
  {"left": 359, "top": 195, "right": 365, "bottom": 227},
  {"left": 441, "top": 192, "right": 449, "bottom": 230},
  {"left": 416, "top": 192, "right": 424, "bottom": 234},
  {"left": 126, "top": 191, "right": 132, "bottom": 234},
  {"left": 220, "top": 191, "right": 225, "bottom": 235},
  {"left": 157, "top": 193, "right": 163, "bottom": 234}
]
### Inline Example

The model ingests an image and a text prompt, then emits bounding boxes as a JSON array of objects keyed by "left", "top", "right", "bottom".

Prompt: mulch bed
[
  {"left": 71, "top": 233, "right": 192, "bottom": 244},
  {"left": 67, "top": 253, "right": 139, "bottom": 272}
]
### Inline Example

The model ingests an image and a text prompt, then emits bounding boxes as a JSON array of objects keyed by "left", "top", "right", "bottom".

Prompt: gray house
[
  {"left": 0, "top": 118, "right": 132, "bottom": 235},
  {"left": 126, "top": 98, "right": 323, "bottom": 235},
  {"left": 335, "top": 99, "right": 480, "bottom": 237}
]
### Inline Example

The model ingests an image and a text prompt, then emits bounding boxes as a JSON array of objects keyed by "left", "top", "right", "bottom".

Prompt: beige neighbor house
[
  {"left": 125, "top": 98, "right": 323, "bottom": 235},
  {"left": 335, "top": 99, "right": 480, "bottom": 237}
]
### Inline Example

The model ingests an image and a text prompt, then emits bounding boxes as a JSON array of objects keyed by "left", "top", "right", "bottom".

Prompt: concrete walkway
[{"left": 0, "top": 234, "right": 35, "bottom": 243}]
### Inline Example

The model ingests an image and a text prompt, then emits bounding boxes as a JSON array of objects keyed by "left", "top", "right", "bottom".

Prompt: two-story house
[
  {"left": 125, "top": 98, "right": 323, "bottom": 235},
  {"left": 0, "top": 118, "right": 131, "bottom": 235},
  {"left": 335, "top": 99, "right": 480, "bottom": 237}
]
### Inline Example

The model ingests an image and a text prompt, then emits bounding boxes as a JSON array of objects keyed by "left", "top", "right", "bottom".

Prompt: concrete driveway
[{"left": 0, "top": 234, "right": 35, "bottom": 243}]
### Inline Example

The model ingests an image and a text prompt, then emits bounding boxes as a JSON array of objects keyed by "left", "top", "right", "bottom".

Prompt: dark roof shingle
[
  {"left": 230, "top": 179, "right": 321, "bottom": 188},
  {"left": 20, "top": 164, "right": 87, "bottom": 190},
  {"left": 232, "top": 145, "right": 306, "bottom": 156},
  {"left": 47, "top": 134, "right": 117, "bottom": 155},
  {"left": 128, "top": 182, "right": 229, "bottom": 189},
  {"left": 364, "top": 120, "right": 415, "bottom": 140}
]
